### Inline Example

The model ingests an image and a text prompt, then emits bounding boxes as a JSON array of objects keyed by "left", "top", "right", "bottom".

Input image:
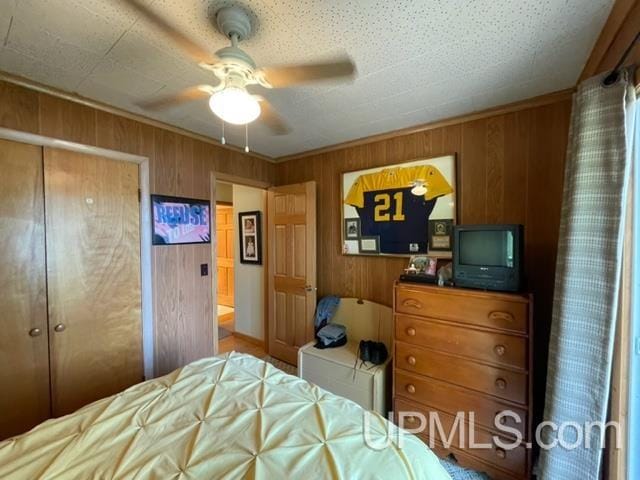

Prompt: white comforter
[{"left": 0, "top": 352, "right": 450, "bottom": 479}]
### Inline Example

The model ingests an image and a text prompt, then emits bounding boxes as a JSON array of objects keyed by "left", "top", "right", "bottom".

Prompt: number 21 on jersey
[{"left": 374, "top": 192, "right": 406, "bottom": 222}]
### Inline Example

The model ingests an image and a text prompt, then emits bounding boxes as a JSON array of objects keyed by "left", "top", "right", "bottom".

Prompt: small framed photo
[
  {"left": 239, "top": 211, "right": 262, "bottom": 264},
  {"left": 359, "top": 236, "right": 380, "bottom": 254},
  {"left": 344, "top": 218, "right": 361, "bottom": 239},
  {"left": 429, "top": 219, "right": 453, "bottom": 252},
  {"left": 405, "top": 255, "right": 438, "bottom": 276}
]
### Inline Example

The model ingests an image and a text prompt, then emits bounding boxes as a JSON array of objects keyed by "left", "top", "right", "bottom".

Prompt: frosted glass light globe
[{"left": 209, "top": 87, "right": 261, "bottom": 125}]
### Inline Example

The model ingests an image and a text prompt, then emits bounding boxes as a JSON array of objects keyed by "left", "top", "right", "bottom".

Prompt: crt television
[{"left": 453, "top": 224, "right": 524, "bottom": 292}]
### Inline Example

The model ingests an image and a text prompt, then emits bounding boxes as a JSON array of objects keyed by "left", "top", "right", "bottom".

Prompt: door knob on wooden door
[
  {"left": 304, "top": 285, "right": 317, "bottom": 292},
  {"left": 53, "top": 324, "right": 66, "bottom": 333}
]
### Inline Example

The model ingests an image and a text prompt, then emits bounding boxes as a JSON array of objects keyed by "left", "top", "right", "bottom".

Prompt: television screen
[
  {"left": 458, "top": 230, "right": 514, "bottom": 267},
  {"left": 151, "top": 195, "right": 211, "bottom": 245}
]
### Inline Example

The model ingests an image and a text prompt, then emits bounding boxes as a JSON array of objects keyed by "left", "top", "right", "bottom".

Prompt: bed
[{"left": 0, "top": 352, "right": 450, "bottom": 479}]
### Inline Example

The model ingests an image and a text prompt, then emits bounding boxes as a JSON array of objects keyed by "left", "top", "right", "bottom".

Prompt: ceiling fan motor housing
[{"left": 216, "top": 6, "right": 253, "bottom": 42}]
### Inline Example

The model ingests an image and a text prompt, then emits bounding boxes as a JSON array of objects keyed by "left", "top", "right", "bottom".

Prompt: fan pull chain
[
  {"left": 221, "top": 121, "right": 226, "bottom": 145},
  {"left": 244, "top": 124, "right": 250, "bottom": 153}
]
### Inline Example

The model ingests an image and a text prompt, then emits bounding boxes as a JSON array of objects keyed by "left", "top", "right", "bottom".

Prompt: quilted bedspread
[{"left": 0, "top": 352, "right": 450, "bottom": 479}]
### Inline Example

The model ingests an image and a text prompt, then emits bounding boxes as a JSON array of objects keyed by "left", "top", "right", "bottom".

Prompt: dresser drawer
[
  {"left": 395, "top": 286, "right": 528, "bottom": 334},
  {"left": 395, "top": 398, "right": 527, "bottom": 477},
  {"left": 418, "top": 436, "right": 520, "bottom": 480},
  {"left": 395, "top": 315, "right": 527, "bottom": 370},
  {"left": 395, "top": 342, "right": 527, "bottom": 404},
  {"left": 395, "top": 370, "right": 528, "bottom": 439}
]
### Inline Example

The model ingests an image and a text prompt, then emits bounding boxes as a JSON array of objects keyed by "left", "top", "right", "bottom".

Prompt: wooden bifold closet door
[
  {"left": 44, "top": 148, "right": 143, "bottom": 416},
  {"left": 0, "top": 140, "right": 143, "bottom": 439},
  {"left": 0, "top": 139, "right": 50, "bottom": 439}
]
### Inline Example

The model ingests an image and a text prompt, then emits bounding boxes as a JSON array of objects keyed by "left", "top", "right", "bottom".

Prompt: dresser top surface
[{"left": 394, "top": 280, "right": 531, "bottom": 304}]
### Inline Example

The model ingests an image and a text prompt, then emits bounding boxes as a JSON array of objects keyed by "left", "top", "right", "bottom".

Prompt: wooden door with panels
[
  {"left": 267, "top": 181, "right": 317, "bottom": 366},
  {"left": 0, "top": 139, "right": 50, "bottom": 440},
  {"left": 216, "top": 204, "right": 234, "bottom": 308},
  {"left": 44, "top": 148, "right": 143, "bottom": 417}
]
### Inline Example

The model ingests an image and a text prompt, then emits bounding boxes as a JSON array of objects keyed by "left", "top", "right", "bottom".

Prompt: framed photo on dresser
[{"left": 341, "top": 154, "right": 458, "bottom": 257}]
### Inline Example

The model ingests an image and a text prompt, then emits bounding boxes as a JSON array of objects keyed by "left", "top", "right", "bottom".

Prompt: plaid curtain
[{"left": 538, "top": 70, "right": 636, "bottom": 479}]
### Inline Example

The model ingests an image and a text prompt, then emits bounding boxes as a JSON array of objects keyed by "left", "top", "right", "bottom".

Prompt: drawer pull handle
[
  {"left": 495, "top": 411, "right": 507, "bottom": 424},
  {"left": 495, "top": 447, "right": 506, "bottom": 459},
  {"left": 402, "top": 298, "right": 423, "bottom": 309},
  {"left": 495, "top": 378, "right": 507, "bottom": 390},
  {"left": 406, "top": 384, "right": 416, "bottom": 394},
  {"left": 489, "top": 311, "right": 514, "bottom": 322},
  {"left": 406, "top": 415, "right": 418, "bottom": 424},
  {"left": 407, "top": 355, "right": 417, "bottom": 366},
  {"left": 494, "top": 344, "right": 506, "bottom": 356},
  {"left": 406, "top": 327, "right": 416, "bottom": 337}
]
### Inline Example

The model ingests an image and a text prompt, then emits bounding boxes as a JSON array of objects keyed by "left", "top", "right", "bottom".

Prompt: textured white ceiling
[{"left": 0, "top": 0, "right": 613, "bottom": 159}]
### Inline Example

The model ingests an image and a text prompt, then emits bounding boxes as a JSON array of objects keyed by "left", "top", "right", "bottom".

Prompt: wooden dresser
[{"left": 393, "top": 281, "right": 533, "bottom": 480}]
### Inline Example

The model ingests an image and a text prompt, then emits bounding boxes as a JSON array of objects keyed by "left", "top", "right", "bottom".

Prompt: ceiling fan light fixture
[{"left": 209, "top": 87, "right": 261, "bottom": 125}]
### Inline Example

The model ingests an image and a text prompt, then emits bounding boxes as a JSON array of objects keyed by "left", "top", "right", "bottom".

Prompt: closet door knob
[
  {"left": 29, "top": 328, "right": 42, "bottom": 337},
  {"left": 407, "top": 355, "right": 416, "bottom": 366},
  {"left": 53, "top": 324, "right": 66, "bottom": 333}
]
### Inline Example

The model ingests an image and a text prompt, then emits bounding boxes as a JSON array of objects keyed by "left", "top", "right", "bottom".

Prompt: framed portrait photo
[
  {"left": 238, "top": 211, "right": 262, "bottom": 264},
  {"left": 344, "top": 218, "right": 361, "bottom": 239},
  {"left": 341, "top": 154, "right": 457, "bottom": 257}
]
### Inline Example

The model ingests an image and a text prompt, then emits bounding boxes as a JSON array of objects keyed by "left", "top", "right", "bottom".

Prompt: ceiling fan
[{"left": 121, "top": 0, "right": 356, "bottom": 137}]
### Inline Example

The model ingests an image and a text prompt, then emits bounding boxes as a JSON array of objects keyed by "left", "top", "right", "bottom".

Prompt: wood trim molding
[
  {"left": 1, "top": 70, "right": 578, "bottom": 166},
  {"left": 215, "top": 171, "right": 272, "bottom": 189},
  {"left": 580, "top": 0, "right": 640, "bottom": 85},
  {"left": 232, "top": 331, "right": 265, "bottom": 347},
  {"left": 0, "top": 70, "right": 276, "bottom": 163},
  {"left": 276, "top": 88, "right": 575, "bottom": 163},
  {"left": 0, "top": 126, "right": 156, "bottom": 380}
]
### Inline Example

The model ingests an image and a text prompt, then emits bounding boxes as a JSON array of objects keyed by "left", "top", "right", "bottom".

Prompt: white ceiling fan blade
[
  {"left": 257, "top": 57, "right": 356, "bottom": 88},
  {"left": 137, "top": 85, "right": 218, "bottom": 111},
  {"left": 118, "top": 0, "right": 218, "bottom": 65},
  {"left": 256, "top": 98, "right": 291, "bottom": 135}
]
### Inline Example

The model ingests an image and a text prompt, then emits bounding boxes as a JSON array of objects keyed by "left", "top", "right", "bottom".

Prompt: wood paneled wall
[
  {"left": 580, "top": 0, "right": 639, "bottom": 85},
  {"left": 0, "top": 79, "right": 275, "bottom": 376},
  {"left": 276, "top": 96, "right": 572, "bottom": 417}
]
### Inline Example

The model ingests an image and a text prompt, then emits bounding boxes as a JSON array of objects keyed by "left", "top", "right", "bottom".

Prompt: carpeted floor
[
  {"left": 261, "top": 355, "right": 297, "bottom": 375},
  {"left": 440, "top": 457, "right": 490, "bottom": 479}
]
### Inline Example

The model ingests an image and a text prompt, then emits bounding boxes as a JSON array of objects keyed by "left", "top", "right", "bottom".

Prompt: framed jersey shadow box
[{"left": 341, "top": 154, "right": 458, "bottom": 257}]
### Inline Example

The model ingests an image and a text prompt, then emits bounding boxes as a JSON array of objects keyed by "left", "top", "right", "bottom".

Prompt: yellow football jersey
[{"left": 344, "top": 165, "right": 453, "bottom": 254}]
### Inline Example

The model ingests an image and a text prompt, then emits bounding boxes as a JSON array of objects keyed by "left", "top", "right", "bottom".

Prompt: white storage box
[{"left": 298, "top": 298, "right": 392, "bottom": 415}]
